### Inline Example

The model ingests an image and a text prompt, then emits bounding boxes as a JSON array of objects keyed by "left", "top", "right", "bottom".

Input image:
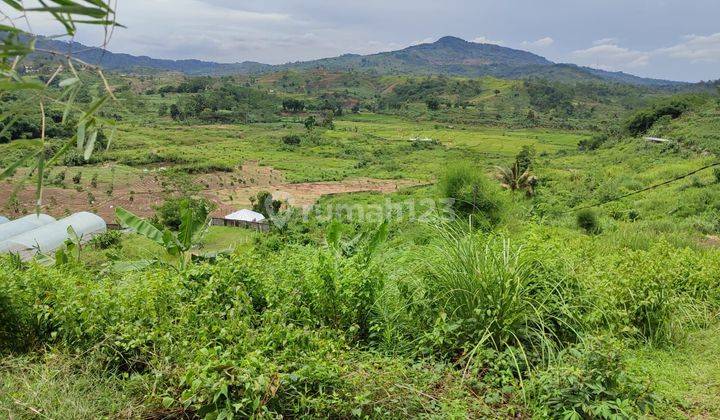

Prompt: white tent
[
  {"left": 225, "top": 209, "right": 266, "bottom": 222},
  {"left": 0, "top": 212, "right": 106, "bottom": 257},
  {"left": 0, "top": 214, "right": 56, "bottom": 242}
]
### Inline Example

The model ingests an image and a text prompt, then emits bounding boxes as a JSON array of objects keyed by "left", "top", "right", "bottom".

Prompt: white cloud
[
  {"left": 472, "top": 36, "right": 503, "bottom": 45},
  {"left": 572, "top": 42, "right": 651, "bottom": 70},
  {"left": 593, "top": 37, "right": 618, "bottom": 46},
  {"left": 410, "top": 37, "right": 436, "bottom": 46},
  {"left": 656, "top": 33, "right": 720, "bottom": 62},
  {"left": 521, "top": 37, "right": 554, "bottom": 48}
]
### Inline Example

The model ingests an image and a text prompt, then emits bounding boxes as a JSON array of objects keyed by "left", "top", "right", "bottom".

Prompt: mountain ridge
[{"left": 32, "top": 35, "right": 684, "bottom": 87}]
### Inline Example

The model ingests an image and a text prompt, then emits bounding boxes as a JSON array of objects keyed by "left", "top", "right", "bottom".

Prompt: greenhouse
[
  {"left": 0, "top": 212, "right": 106, "bottom": 259},
  {"left": 0, "top": 214, "right": 56, "bottom": 243}
]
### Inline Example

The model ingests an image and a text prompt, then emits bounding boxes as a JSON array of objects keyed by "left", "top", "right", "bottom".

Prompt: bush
[
  {"left": 153, "top": 197, "right": 215, "bottom": 230},
  {"left": 528, "top": 337, "right": 656, "bottom": 419},
  {"left": 438, "top": 163, "right": 505, "bottom": 227},
  {"left": 625, "top": 98, "right": 690, "bottom": 137},
  {"left": 282, "top": 134, "right": 302, "bottom": 146},
  {"left": 577, "top": 209, "right": 601, "bottom": 234},
  {"left": 89, "top": 230, "right": 123, "bottom": 250}
]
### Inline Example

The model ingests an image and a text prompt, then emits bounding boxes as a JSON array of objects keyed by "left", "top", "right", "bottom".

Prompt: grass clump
[
  {"left": 438, "top": 163, "right": 505, "bottom": 227},
  {"left": 577, "top": 208, "right": 601, "bottom": 234}
]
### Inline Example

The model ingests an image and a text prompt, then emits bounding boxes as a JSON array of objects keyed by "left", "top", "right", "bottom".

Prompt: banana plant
[{"left": 115, "top": 201, "right": 210, "bottom": 273}]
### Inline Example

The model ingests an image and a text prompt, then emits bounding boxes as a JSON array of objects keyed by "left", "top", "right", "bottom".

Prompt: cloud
[
  {"left": 572, "top": 42, "right": 651, "bottom": 70},
  {"left": 472, "top": 36, "right": 503, "bottom": 45},
  {"left": 656, "top": 33, "right": 720, "bottom": 62},
  {"left": 410, "top": 37, "right": 436, "bottom": 46},
  {"left": 521, "top": 37, "right": 554, "bottom": 48},
  {"left": 593, "top": 38, "right": 618, "bottom": 46}
]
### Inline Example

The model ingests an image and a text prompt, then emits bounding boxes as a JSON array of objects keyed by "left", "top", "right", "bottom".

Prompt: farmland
[{"left": 2, "top": 34, "right": 720, "bottom": 419}]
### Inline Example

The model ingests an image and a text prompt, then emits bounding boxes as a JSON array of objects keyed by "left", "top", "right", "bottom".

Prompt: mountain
[{"left": 32, "top": 35, "right": 683, "bottom": 86}]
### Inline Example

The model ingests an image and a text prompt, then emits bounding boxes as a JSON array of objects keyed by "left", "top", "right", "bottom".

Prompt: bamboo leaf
[
  {"left": 1, "top": 0, "right": 23, "bottom": 11},
  {"left": 26, "top": 6, "right": 108, "bottom": 19},
  {"left": 84, "top": 129, "right": 97, "bottom": 160},
  {"left": 0, "top": 150, "right": 40, "bottom": 180},
  {"left": 78, "top": 95, "right": 108, "bottom": 123},
  {"left": 59, "top": 77, "right": 79, "bottom": 87},
  {"left": 76, "top": 121, "right": 85, "bottom": 150}
]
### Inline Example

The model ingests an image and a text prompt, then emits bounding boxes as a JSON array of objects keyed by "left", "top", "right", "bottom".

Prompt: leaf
[
  {"left": 1, "top": 0, "right": 23, "bottom": 11},
  {"left": 59, "top": 77, "right": 79, "bottom": 87},
  {"left": 178, "top": 202, "right": 209, "bottom": 250},
  {"left": 62, "top": 85, "right": 79, "bottom": 124},
  {"left": 0, "top": 80, "right": 45, "bottom": 91},
  {"left": 26, "top": 6, "right": 109, "bottom": 19},
  {"left": 105, "top": 125, "right": 116, "bottom": 151},
  {"left": 78, "top": 95, "right": 109, "bottom": 124},
  {"left": 115, "top": 207, "right": 166, "bottom": 247},
  {"left": 0, "top": 115, "right": 20, "bottom": 141},
  {"left": 76, "top": 121, "right": 86, "bottom": 150},
  {"left": 0, "top": 149, "right": 41, "bottom": 181},
  {"left": 112, "top": 259, "right": 157, "bottom": 273},
  {"left": 84, "top": 129, "right": 97, "bottom": 160},
  {"left": 35, "top": 149, "right": 45, "bottom": 213}
]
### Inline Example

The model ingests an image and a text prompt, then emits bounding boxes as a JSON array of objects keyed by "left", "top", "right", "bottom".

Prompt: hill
[{"left": 32, "top": 35, "right": 683, "bottom": 87}]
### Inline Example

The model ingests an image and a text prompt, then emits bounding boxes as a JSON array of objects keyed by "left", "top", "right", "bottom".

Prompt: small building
[
  {"left": 211, "top": 209, "right": 270, "bottom": 232},
  {"left": 225, "top": 209, "right": 266, "bottom": 223},
  {"left": 0, "top": 212, "right": 106, "bottom": 260}
]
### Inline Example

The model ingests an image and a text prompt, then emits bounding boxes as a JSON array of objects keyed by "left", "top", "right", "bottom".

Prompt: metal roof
[{"left": 225, "top": 209, "right": 266, "bottom": 222}]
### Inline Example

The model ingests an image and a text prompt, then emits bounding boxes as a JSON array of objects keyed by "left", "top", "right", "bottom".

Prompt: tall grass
[{"left": 413, "top": 226, "right": 579, "bottom": 368}]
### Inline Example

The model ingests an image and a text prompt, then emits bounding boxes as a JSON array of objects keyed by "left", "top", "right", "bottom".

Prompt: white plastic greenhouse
[
  {"left": 0, "top": 212, "right": 106, "bottom": 259},
  {"left": 0, "top": 214, "right": 56, "bottom": 243}
]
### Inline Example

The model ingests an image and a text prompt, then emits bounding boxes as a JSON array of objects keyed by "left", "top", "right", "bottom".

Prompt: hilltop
[{"left": 32, "top": 35, "right": 683, "bottom": 87}]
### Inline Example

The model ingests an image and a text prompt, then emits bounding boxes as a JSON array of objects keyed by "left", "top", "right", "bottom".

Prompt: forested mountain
[{"left": 32, "top": 35, "right": 684, "bottom": 86}]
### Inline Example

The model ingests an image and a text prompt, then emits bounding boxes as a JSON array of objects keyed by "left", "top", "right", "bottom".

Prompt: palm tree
[{"left": 495, "top": 164, "right": 537, "bottom": 196}]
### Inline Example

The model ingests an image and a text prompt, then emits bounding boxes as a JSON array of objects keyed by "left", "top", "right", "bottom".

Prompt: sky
[{"left": 9, "top": 0, "right": 720, "bottom": 82}]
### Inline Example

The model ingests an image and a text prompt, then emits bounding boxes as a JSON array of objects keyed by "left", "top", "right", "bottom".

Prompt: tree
[
  {"left": 251, "top": 191, "right": 282, "bottom": 218},
  {"left": 495, "top": 164, "right": 537, "bottom": 197},
  {"left": 426, "top": 98, "right": 440, "bottom": 111},
  {"left": 304, "top": 116, "right": 317, "bottom": 131},
  {"left": 282, "top": 98, "right": 305, "bottom": 113},
  {"left": 0, "top": 2, "right": 120, "bottom": 211}
]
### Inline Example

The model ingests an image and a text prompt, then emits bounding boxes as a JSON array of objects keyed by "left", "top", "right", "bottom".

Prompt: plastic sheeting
[
  {"left": 0, "top": 214, "right": 56, "bottom": 242},
  {"left": 0, "top": 212, "right": 106, "bottom": 256},
  {"left": 0, "top": 216, "right": 8, "bottom": 225}
]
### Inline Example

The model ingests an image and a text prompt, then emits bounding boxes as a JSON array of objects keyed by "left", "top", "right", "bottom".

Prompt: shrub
[
  {"left": 625, "top": 98, "right": 690, "bottom": 137},
  {"left": 282, "top": 134, "right": 302, "bottom": 146},
  {"left": 714, "top": 167, "right": 720, "bottom": 184},
  {"left": 89, "top": 230, "right": 123, "bottom": 250},
  {"left": 577, "top": 209, "right": 601, "bottom": 234},
  {"left": 438, "top": 163, "right": 505, "bottom": 227},
  {"left": 153, "top": 197, "right": 215, "bottom": 230},
  {"left": 528, "top": 337, "right": 656, "bottom": 419}
]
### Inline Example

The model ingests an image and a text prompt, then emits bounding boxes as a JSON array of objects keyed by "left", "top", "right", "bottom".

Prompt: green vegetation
[{"left": 2, "top": 25, "right": 720, "bottom": 417}]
